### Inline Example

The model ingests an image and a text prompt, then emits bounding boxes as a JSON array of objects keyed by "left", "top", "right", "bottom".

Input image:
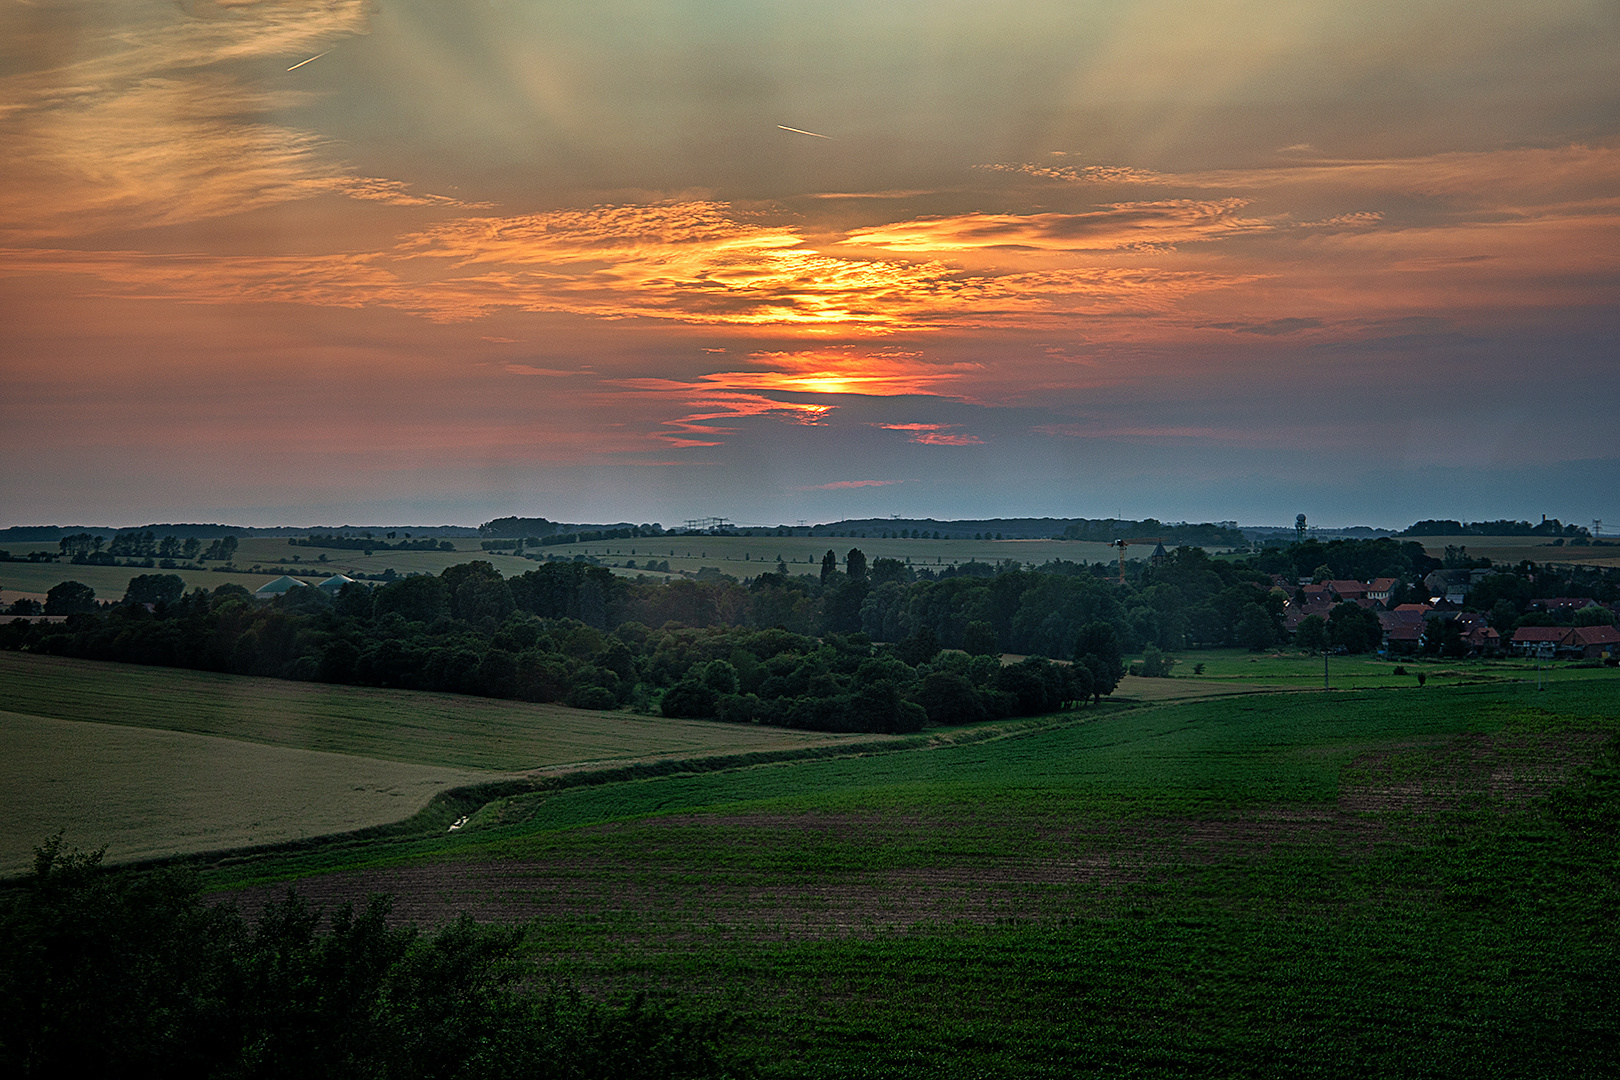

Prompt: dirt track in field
[{"left": 1337, "top": 730, "right": 1608, "bottom": 815}]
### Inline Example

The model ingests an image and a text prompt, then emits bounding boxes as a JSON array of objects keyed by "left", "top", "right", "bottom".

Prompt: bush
[
  {"left": 661, "top": 680, "right": 718, "bottom": 719},
  {"left": 567, "top": 684, "right": 619, "bottom": 710},
  {"left": 0, "top": 839, "right": 738, "bottom": 1078}
]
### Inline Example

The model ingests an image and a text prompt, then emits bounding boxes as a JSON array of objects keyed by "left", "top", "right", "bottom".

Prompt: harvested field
[
  {"left": 0, "top": 709, "right": 497, "bottom": 875},
  {"left": 0, "top": 652, "right": 893, "bottom": 771}
]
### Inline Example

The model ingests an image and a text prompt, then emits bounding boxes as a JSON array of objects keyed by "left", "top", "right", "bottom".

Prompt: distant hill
[
  {"left": 1398, "top": 518, "right": 1589, "bottom": 538},
  {"left": 803, "top": 517, "right": 1248, "bottom": 547},
  {"left": 0, "top": 523, "right": 481, "bottom": 543}
]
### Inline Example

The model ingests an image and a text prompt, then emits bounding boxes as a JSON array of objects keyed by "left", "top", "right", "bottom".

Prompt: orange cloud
[
  {"left": 7, "top": 141, "right": 1616, "bottom": 351},
  {"left": 806, "top": 479, "right": 908, "bottom": 489},
  {"left": 873, "top": 423, "right": 985, "bottom": 446},
  {"left": 604, "top": 380, "right": 834, "bottom": 447},
  {"left": 600, "top": 351, "right": 981, "bottom": 449},
  {"left": 700, "top": 349, "right": 974, "bottom": 397},
  {"left": 3, "top": 199, "right": 1253, "bottom": 332},
  {"left": 841, "top": 202, "right": 1269, "bottom": 253}
]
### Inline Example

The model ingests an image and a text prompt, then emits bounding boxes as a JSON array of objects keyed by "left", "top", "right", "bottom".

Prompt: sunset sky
[{"left": 3, "top": 0, "right": 1616, "bottom": 529}]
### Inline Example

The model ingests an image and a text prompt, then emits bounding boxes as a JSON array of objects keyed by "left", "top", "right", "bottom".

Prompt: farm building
[
  {"left": 317, "top": 574, "right": 357, "bottom": 596},
  {"left": 1510, "top": 626, "right": 1571, "bottom": 655},
  {"left": 253, "top": 575, "right": 310, "bottom": 601},
  {"left": 1567, "top": 624, "right": 1620, "bottom": 659},
  {"left": 1509, "top": 625, "right": 1619, "bottom": 659}
]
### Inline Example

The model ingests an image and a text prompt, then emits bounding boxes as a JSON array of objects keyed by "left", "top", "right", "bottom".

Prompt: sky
[{"left": 2, "top": 0, "right": 1616, "bottom": 531}]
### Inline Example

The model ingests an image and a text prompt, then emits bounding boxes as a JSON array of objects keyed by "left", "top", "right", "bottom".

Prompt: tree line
[
  {"left": 9, "top": 537, "right": 1612, "bottom": 731},
  {"left": 1, "top": 558, "right": 1124, "bottom": 733}
]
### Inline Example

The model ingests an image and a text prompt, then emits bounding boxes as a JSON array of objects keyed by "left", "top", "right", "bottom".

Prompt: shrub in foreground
[{"left": 0, "top": 838, "right": 740, "bottom": 1079}]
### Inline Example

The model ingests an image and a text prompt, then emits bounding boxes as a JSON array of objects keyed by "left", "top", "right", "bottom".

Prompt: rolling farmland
[
  {"left": 10, "top": 532, "right": 1616, "bottom": 608},
  {"left": 206, "top": 674, "right": 1619, "bottom": 1077}
]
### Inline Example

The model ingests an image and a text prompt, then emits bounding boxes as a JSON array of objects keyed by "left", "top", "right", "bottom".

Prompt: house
[
  {"left": 1510, "top": 626, "right": 1569, "bottom": 656},
  {"left": 1567, "top": 624, "right": 1620, "bottom": 659},
  {"left": 1366, "top": 578, "right": 1398, "bottom": 603},
  {"left": 1422, "top": 570, "right": 1471, "bottom": 605},
  {"left": 1326, "top": 580, "right": 1368, "bottom": 601},
  {"left": 1384, "top": 623, "right": 1423, "bottom": 654},
  {"left": 1531, "top": 597, "right": 1601, "bottom": 616},
  {"left": 254, "top": 575, "right": 310, "bottom": 601},
  {"left": 1462, "top": 625, "right": 1501, "bottom": 656}
]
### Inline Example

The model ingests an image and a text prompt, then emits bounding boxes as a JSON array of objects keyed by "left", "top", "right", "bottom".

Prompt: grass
[
  {"left": 1410, "top": 534, "right": 1620, "bottom": 569},
  {"left": 215, "top": 535, "right": 1130, "bottom": 586},
  {"left": 0, "top": 561, "right": 290, "bottom": 603},
  {"left": 0, "top": 652, "right": 893, "bottom": 772},
  {"left": 0, "top": 708, "right": 496, "bottom": 875},
  {"left": 529, "top": 534, "right": 1124, "bottom": 580},
  {"left": 1151, "top": 646, "right": 1609, "bottom": 690},
  {"left": 196, "top": 674, "right": 1619, "bottom": 1077}
]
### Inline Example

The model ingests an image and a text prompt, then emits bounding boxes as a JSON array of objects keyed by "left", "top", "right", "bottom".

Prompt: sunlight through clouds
[{"left": 3, "top": 0, "right": 1617, "bottom": 524}]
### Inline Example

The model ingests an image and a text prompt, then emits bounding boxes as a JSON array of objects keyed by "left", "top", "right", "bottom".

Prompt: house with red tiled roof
[
  {"left": 1326, "top": 580, "right": 1368, "bottom": 601},
  {"left": 1283, "top": 597, "right": 1336, "bottom": 635},
  {"left": 1510, "top": 626, "right": 1570, "bottom": 655},
  {"left": 1463, "top": 625, "right": 1501, "bottom": 656},
  {"left": 1568, "top": 624, "right": 1620, "bottom": 659},
  {"left": 1367, "top": 578, "right": 1398, "bottom": 602},
  {"left": 1384, "top": 623, "right": 1423, "bottom": 654}
]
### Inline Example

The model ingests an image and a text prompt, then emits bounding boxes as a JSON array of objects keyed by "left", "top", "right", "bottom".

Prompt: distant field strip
[
  {"left": 0, "top": 709, "right": 498, "bottom": 875},
  {"left": 0, "top": 653, "right": 891, "bottom": 771}
]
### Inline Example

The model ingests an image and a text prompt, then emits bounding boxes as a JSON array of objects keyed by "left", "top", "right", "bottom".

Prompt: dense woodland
[{"left": 5, "top": 537, "right": 1616, "bottom": 733}]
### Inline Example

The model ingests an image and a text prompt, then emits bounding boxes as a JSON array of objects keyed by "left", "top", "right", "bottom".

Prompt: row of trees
[{"left": 291, "top": 534, "right": 454, "bottom": 552}]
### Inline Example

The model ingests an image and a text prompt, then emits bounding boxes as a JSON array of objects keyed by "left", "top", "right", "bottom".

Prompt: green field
[
  {"left": 1411, "top": 534, "right": 1620, "bottom": 569},
  {"left": 0, "top": 561, "right": 286, "bottom": 604},
  {"left": 197, "top": 674, "right": 1618, "bottom": 1077},
  {"left": 530, "top": 533, "right": 1123, "bottom": 580},
  {"left": 1140, "top": 646, "right": 1607, "bottom": 691},
  {"left": 223, "top": 533, "right": 1130, "bottom": 585}
]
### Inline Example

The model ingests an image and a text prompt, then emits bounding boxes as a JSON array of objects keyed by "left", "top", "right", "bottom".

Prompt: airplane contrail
[
  {"left": 287, "top": 51, "right": 329, "bottom": 71},
  {"left": 777, "top": 125, "right": 831, "bottom": 139}
]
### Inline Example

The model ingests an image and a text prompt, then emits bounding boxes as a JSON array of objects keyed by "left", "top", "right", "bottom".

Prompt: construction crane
[{"left": 1110, "top": 537, "right": 1165, "bottom": 584}]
